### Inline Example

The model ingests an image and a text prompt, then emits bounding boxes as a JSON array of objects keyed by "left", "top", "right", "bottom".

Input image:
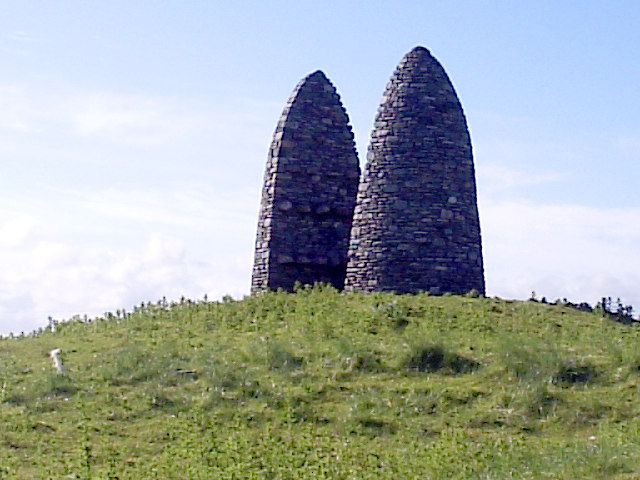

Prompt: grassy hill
[{"left": 1, "top": 286, "right": 639, "bottom": 479}]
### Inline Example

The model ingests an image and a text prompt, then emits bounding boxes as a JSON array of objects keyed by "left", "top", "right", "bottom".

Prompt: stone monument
[
  {"left": 344, "top": 46, "right": 485, "bottom": 294},
  {"left": 251, "top": 70, "right": 360, "bottom": 292}
]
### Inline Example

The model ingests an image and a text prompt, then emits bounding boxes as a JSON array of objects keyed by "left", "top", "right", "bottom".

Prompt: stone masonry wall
[
  {"left": 251, "top": 71, "right": 360, "bottom": 292},
  {"left": 344, "top": 47, "right": 485, "bottom": 294}
]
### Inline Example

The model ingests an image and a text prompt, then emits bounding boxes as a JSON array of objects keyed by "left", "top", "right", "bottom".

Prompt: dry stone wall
[
  {"left": 344, "top": 46, "right": 485, "bottom": 295},
  {"left": 251, "top": 70, "right": 360, "bottom": 292}
]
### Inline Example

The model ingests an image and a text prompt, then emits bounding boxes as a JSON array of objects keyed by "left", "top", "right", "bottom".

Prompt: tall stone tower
[
  {"left": 344, "top": 47, "right": 485, "bottom": 295},
  {"left": 251, "top": 70, "right": 360, "bottom": 292}
]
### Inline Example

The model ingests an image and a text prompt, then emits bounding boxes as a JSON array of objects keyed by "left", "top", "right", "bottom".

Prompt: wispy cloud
[
  {"left": 614, "top": 132, "right": 640, "bottom": 154},
  {"left": 478, "top": 163, "right": 566, "bottom": 196},
  {"left": 0, "top": 85, "right": 211, "bottom": 145},
  {"left": 0, "top": 84, "right": 277, "bottom": 150},
  {"left": 0, "top": 31, "right": 37, "bottom": 55},
  {"left": 67, "top": 93, "right": 212, "bottom": 146},
  {"left": 54, "top": 182, "right": 257, "bottom": 228}
]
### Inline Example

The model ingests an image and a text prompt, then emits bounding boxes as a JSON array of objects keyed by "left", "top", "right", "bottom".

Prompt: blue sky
[{"left": 1, "top": 1, "right": 639, "bottom": 334}]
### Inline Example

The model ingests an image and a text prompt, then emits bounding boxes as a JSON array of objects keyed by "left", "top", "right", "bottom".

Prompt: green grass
[{"left": 1, "top": 285, "right": 640, "bottom": 478}]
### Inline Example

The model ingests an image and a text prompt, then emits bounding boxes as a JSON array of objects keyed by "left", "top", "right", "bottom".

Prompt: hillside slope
[{"left": 1, "top": 286, "right": 639, "bottom": 478}]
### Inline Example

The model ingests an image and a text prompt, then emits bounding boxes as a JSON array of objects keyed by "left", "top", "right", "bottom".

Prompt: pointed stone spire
[
  {"left": 251, "top": 70, "right": 360, "bottom": 292},
  {"left": 344, "top": 47, "right": 485, "bottom": 295}
]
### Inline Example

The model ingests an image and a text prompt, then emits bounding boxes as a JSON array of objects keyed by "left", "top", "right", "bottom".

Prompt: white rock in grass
[{"left": 49, "top": 348, "right": 65, "bottom": 374}]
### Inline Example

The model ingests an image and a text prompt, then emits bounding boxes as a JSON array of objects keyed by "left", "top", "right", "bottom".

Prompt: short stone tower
[
  {"left": 251, "top": 70, "right": 360, "bottom": 292},
  {"left": 344, "top": 47, "right": 485, "bottom": 294}
]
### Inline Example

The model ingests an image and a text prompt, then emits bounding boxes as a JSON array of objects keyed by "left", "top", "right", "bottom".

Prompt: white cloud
[
  {"left": 0, "top": 215, "right": 39, "bottom": 248},
  {"left": 481, "top": 199, "right": 640, "bottom": 309},
  {"left": 0, "top": 182, "right": 258, "bottom": 334}
]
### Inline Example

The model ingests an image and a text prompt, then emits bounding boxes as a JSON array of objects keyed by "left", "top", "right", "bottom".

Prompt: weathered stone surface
[
  {"left": 344, "top": 46, "right": 485, "bottom": 295},
  {"left": 251, "top": 70, "right": 360, "bottom": 292}
]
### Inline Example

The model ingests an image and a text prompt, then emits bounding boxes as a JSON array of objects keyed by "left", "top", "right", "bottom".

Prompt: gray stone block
[
  {"left": 251, "top": 71, "right": 360, "bottom": 292},
  {"left": 344, "top": 46, "right": 485, "bottom": 295}
]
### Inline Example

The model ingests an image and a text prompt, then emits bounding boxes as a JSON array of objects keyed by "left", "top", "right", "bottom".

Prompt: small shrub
[
  {"left": 554, "top": 361, "right": 598, "bottom": 384},
  {"left": 3, "top": 393, "right": 28, "bottom": 405},
  {"left": 358, "top": 417, "right": 396, "bottom": 435},
  {"left": 268, "top": 344, "right": 303, "bottom": 371},
  {"left": 405, "top": 345, "right": 479, "bottom": 374},
  {"left": 393, "top": 317, "right": 409, "bottom": 329}
]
